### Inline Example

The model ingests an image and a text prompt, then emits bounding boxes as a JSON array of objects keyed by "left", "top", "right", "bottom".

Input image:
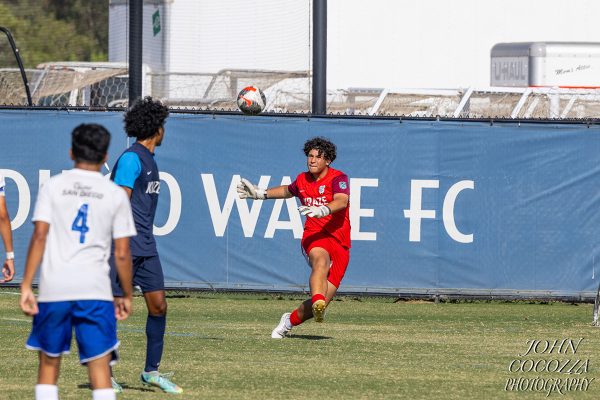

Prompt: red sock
[
  {"left": 312, "top": 293, "right": 326, "bottom": 304},
  {"left": 290, "top": 309, "right": 303, "bottom": 326}
]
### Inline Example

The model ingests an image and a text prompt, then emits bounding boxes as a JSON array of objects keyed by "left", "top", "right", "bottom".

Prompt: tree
[
  {"left": 42, "top": 0, "right": 109, "bottom": 59},
  {"left": 0, "top": 0, "right": 108, "bottom": 68}
]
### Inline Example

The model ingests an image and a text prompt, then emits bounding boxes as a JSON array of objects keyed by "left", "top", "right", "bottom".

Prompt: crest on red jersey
[{"left": 318, "top": 185, "right": 325, "bottom": 194}]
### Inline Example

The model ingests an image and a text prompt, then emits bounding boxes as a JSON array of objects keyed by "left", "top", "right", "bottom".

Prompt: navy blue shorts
[
  {"left": 26, "top": 300, "right": 119, "bottom": 365},
  {"left": 110, "top": 254, "right": 165, "bottom": 296}
]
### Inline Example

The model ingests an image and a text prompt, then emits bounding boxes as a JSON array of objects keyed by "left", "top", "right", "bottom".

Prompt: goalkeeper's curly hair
[
  {"left": 124, "top": 96, "right": 169, "bottom": 140},
  {"left": 303, "top": 137, "right": 336, "bottom": 162}
]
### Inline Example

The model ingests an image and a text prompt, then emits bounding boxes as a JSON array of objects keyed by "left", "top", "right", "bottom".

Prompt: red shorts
[{"left": 301, "top": 232, "right": 350, "bottom": 288}]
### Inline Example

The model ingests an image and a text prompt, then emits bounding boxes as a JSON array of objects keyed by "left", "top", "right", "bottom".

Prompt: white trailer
[{"left": 491, "top": 42, "right": 600, "bottom": 88}]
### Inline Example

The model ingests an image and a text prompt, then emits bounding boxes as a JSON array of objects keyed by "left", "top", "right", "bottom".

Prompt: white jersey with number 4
[{"left": 33, "top": 168, "right": 136, "bottom": 302}]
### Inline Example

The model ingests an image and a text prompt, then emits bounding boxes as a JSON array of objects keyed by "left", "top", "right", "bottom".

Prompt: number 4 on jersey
[{"left": 71, "top": 204, "right": 90, "bottom": 243}]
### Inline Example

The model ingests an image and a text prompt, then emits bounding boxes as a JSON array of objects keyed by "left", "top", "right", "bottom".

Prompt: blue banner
[{"left": 1, "top": 109, "right": 599, "bottom": 297}]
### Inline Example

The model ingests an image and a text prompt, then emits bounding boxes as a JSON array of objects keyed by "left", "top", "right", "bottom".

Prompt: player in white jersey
[
  {"left": 20, "top": 124, "right": 137, "bottom": 400},
  {"left": 0, "top": 172, "right": 15, "bottom": 282}
]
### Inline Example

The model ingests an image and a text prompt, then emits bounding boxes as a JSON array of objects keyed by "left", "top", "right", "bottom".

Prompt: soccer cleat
[
  {"left": 140, "top": 371, "right": 183, "bottom": 394},
  {"left": 312, "top": 299, "right": 327, "bottom": 323},
  {"left": 271, "top": 312, "right": 292, "bottom": 339},
  {"left": 111, "top": 377, "right": 123, "bottom": 394}
]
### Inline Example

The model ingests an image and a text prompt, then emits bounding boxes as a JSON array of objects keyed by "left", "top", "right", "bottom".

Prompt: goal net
[{"left": 0, "top": 62, "right": 128, "bottom": 107}]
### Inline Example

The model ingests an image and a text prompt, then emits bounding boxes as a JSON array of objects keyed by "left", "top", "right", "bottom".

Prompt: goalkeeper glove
[
  {"left": 298, "top": 205, "right": 331, "bottom": 218},
  {"left": 237, "top": 178, "right": 266, "bottom": 200}
]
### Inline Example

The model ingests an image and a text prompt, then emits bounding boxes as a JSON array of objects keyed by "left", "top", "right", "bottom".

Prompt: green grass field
[{"left": 1, "top": 290, "right": 599, "bottom": 399}]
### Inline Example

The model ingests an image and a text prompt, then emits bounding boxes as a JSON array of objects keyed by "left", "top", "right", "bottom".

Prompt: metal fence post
[
  {"left": 129, "top": 0, "right": 143, "bottom": 104},
  {"left": 312, "top": 0, "right": 327, "bottom": 115}
]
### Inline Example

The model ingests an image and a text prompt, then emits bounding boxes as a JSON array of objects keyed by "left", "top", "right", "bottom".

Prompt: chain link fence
[{"left": 3, "top": 62, "right": 600, "bottom": 119}]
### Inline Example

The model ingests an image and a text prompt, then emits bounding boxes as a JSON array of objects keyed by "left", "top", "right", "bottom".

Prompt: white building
[
  {"left": 106, "top": 0, "right": 600, "bottom": 116},
  {"left": 109, "top": 0, "right": 600, "bottom": 89}
]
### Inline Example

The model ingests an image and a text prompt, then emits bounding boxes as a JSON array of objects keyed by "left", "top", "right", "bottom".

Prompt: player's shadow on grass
[
  {"left": 78, "top": 382, "right": 154, "bottom": 393},
  {"left": 290, "top": 334, "right": 332, "bottom": 340}
]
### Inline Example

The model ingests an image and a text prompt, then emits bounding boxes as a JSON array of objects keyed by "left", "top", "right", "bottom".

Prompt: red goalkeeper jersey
[{"left": 288, "top": 167, "right": 351, "bottom": 249}]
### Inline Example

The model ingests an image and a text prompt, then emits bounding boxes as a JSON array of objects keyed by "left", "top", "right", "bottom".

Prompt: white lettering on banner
[
  {"left": 264, "top": 176, "right": 303, "bottom": 239},
  {"left": 44, "top": 169, "right": 179, "bottom": 236},
  {"left": 31, "top": 169, "right": 180, "bottom": 236},
  {"left": 0, "top": 169, "right": 30, "bottom": 229},
  {"left": 404, "top": 180, "right": 439, "bottom": 242},
  {"left": 443, "top": 180, "right": 474, "bottom": 243},
  {"left": 350, "top": 178, "right": 378, "bottom": 241},
  {"left": 7, "top": 170, "right": 474, "bottom": 244},
  {"left": 201, "top": 174, "right": 379, "bottom": 240},
  {"left": 202, "top": 174, "right": 271, "bottom": 237},
  {"left": 153, "top": 172, "right": 181, "bottom": 236},
  {"left": 404, "top": 179, "right": 474, "bottom": 243}
]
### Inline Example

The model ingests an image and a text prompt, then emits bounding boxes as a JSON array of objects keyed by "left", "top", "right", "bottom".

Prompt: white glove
[
  {"left": 237, "top": 178, "right": 266, "bottom": 200},
  {"left": 298, "top": 205, "right": 331, "bottom": 218}
]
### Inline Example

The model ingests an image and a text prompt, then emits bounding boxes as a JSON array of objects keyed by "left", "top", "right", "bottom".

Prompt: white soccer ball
[{"left": 237, "top": 86, "right": 266, "bottom": 115}]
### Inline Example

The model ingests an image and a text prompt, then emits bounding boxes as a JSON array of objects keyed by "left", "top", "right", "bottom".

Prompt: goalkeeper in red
[{"left": 237, "top": 137, "right": 351, "bottom": 338}]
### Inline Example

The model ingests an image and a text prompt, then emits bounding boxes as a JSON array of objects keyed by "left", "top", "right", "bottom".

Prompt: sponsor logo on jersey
[
  {"left": 318, "top": 185, "right": 325, "bottom": 194},
  {"left": 62, "top": 182, "right": 104, "bottom": 199},
  {"left": 339, "top": 181, "right": 347, "bottom": 190},
  {"left": 146, "top": 181, "right": 161, "bottom": 194},
  {"left": 305, "top": 196, "right": 327, "bottom": 206}
]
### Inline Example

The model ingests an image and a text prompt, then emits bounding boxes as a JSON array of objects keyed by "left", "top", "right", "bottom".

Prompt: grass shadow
[
  {"left": 77, "top": 382, "right": 155, "bottom": 393},
  {"left": 289, "top": 334, "right": 332, "bottom": 340},
  {"left": 120, "top": 384, "right": 156, "bottom": 393}
]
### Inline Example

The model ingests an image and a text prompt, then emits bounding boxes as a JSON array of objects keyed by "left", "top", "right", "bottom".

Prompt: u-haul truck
[{"left": 491, "top": 42, "right": 600, "bottom": 88}]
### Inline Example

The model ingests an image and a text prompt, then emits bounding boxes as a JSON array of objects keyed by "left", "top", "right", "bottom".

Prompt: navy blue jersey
[{"left": 110, "top": 142, "right": 160, "bottom": 256}]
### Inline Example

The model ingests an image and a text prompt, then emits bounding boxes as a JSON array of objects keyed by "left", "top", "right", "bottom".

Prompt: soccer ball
[{"left": 237, "top": 86, "right": 266, "bottom": 115}]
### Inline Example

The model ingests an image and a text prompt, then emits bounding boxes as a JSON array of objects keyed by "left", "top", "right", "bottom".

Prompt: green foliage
[{"left": 0, "top": 0, "right": 108, "bottom": 68}]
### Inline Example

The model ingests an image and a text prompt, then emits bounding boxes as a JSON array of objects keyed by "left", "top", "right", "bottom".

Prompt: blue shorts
[
  {"left": 110, "top": 254, "right": 165, "bottom": 297},
  {"left": 26, "top": 300, "right": 119, "bottom": 365}
]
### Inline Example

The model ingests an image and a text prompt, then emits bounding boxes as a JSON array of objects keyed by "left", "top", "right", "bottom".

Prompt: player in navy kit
[{"left": 109, "top": 97, "right": 183, "bottom": 394}]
